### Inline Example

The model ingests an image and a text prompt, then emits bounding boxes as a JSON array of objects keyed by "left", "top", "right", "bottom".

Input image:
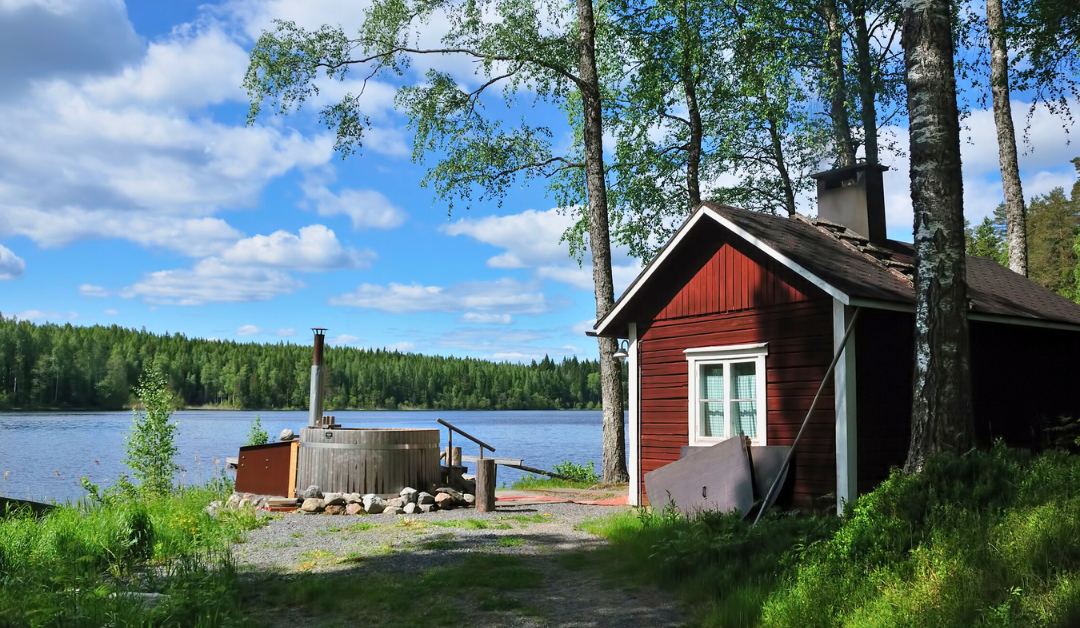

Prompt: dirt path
[{"left": 235, "top": 498, "right": 683, "bottom": 627}]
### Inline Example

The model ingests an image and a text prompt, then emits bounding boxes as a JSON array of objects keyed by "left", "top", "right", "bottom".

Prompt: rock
[
  {"left": 363, "top": 495, "right": 387, "bottom": 514},
  {"left": 419, "top": 503, "right": 435, "bottom": 513},
  {"left": 346, "top": 493, "right": 363, "bottom": 504},
  {"left": 323, "top": 492, "right": 346, "bottom": 506},
  {"left": 324, "top": 504, "right": 345, "bottom": 515},
  {"left": 109, "top": 592, "right": 170, "bottom": 608},
  {"left": 300, "top": 498, "right": 324, "bottom": 513},
  {"left": 278, "top": 428, "right": 294, "bottom": 441},
  {"left": 462, "top": 493, "right": 476, "bottom": 506},
  {"left": 434, "top": 493, "right": 454, "bottom": 509},
  {"left": 383, "top": 505, "right": 403, "bottom": 515},
  {"left": 402, "top": 502, "right": 419, "bottom": 515},
  {"left": 345, "top": 503, "right": 364, "bottom": 516},
  {"left": 386, "top": 497, "right": 405, "bottom": 508},
  {"left": 302, "top": 485, "right": 323, "bottom": 499},
  {"left": 399, "top": 487, "right": 418, "bottom": 503},
  {"left": 226, "top": 493, "right": 241, "bottom": 509},
  {"left": 416, "top": 491, "right": 435, "bottom": 505},
  {"left": 238, "top": 496, "right": 252, "bottom": 510},
  {"left": 205, "top": 501, "right": 222, "bottom": 517}
]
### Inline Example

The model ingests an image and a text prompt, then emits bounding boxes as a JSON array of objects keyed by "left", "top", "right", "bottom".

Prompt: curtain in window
[
  {"left": 730, "top": 362, "right": 757, "bottom": 438},
  {"left": 701, "top": 365, "right": 724, "bottom": 437}
]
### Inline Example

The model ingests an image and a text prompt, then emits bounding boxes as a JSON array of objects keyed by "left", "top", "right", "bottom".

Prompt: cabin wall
[
  {"left": 637, "top": 240, "right": 836, "bottom": 510},
  {"left": 853, "top": 313, "right": 1080, "bottom": 495},
  {"left": 854, "top": 308, "right": 914, "bottom": 494}
]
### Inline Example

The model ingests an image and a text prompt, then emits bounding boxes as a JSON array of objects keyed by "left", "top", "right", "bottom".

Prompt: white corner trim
[
  {"left": 627, "top": 322, "right": 641, "bottom": 506},
  {"left": 703, "top": 208, "right": 850, "bottom": 305},
  {"left": 684, "top": 342, "right": 769, "bottom": 357},
  {"left": 833, "top": 299, "right": 858, "bottom": 515},
  {"left": 594, "top": 210, "right": 711, "bottom": 336}
]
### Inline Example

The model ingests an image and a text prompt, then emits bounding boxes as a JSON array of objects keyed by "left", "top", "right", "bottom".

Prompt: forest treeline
[
  {"left": 0, "top": 319, "right": 607, "bottom": 411},
  {"left": 967, "top": 158, "right": 1080, "bottom": 298}
]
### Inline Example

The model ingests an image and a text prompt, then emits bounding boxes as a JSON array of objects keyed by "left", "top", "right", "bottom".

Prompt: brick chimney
[{"left": 809, "top": 163, "right": 889, "bottom": 243}]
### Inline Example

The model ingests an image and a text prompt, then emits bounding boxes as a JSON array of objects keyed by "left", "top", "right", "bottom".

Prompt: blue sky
[{"left": 0, "top": 0, "right": 1077, "bottom": 361}]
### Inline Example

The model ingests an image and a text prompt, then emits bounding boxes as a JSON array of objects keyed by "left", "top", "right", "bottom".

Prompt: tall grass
[
  {"left": 584, "top": 445, "right": 1080, "bottom": 628},
  {"left": 0, "top": 483, "right": 259, "bottom": 627}
]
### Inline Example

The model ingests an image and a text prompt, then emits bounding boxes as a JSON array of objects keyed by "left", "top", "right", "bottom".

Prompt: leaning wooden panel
[
  {"left": 295, "top": 428, "right": 440, "bottom": 495},
  {"left": 236, "top": 441, "right": 296, "bottom": 496},
  {"left": 643, "top": 437, "right": 754, "bottom": 515}
]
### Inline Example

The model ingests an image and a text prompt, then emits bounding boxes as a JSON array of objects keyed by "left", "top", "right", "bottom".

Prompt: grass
[
  {"left": 429, "top": 518, "right": 512, "bottom": 530},
  {"left": 496, "top": 536, "right": 526, "bottom": 547},
  {"left": 510, "top": 474, "right": 598, "bottom": 490},
  {"left": 580, "top": 445, "right": 1080, "bottom": 628},
  {"left": 0, "top": 481, "right": 262, "bottom": 627},
  {"left": 245, "top": 553, "right": 545, "bottom": 626}
]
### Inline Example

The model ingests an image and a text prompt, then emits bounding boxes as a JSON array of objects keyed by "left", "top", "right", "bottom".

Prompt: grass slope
[{"left": 583, "top": 445, "right": 1080, "bottom": 628}]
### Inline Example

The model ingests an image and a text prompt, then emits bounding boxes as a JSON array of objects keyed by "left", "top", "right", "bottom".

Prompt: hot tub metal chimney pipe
[{"left": 309, "top": 328, "right": 327, "bottom": 428}]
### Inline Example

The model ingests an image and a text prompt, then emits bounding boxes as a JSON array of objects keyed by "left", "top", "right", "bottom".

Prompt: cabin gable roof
[{"left": 596, "top": 201, "right": 1080, "bottom": 337}]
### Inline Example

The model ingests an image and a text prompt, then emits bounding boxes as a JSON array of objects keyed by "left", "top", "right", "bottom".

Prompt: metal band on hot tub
[{"left": 299, "top": 442, "right": 439, "bottom": 450}]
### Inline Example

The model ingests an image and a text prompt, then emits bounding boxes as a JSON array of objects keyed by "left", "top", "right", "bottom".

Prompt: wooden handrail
[{"left": 437, "top": 418, "right": 496, "bottom": 459}]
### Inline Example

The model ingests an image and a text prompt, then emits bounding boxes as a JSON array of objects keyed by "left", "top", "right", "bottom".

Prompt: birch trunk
[
  {"left": 576, "top": 0, "right": 628, "bottom": 484},
  {"left": 987, "top": 0, "right": 1028, "bottom": 276},
  {"left": 823, "top": 0, "right": 857, "bottom": 166},
  {"left": 678, "top": 0, "right": 702, "bottom": 207},
  {"left": 852, "top": 2, "right": 879, "bottom": 164},
  {"left": 901, "top": 0, "right": 974, "bottom": 473}
]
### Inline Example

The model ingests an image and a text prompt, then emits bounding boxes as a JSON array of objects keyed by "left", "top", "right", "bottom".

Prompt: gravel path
[{"left": 235, "top": 499, "right": 684, "bottom": 627}]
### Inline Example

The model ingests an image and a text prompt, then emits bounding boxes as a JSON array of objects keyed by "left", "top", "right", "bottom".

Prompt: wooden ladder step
[{"left": 461, "top": 456, "right": 524, "bottom": 466}]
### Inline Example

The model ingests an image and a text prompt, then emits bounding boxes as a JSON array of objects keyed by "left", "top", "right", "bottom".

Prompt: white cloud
[
  {"left": 104, "top": 308, "right": 119, "bottom": 315},
  {"left": 82, "top": 25, "right": 249, "bottom": 108},
  {"left": 121, "top": 258, "right": 305, "bottom": 306},
  {"left": 0, "top": 244, "right": 25, "bottom": 280},
  {"left": 330, "top": 278, "right": 554, "bottom": 314},
  {"left": 14, "top": 309, "right": 78, "bottom": 322},
  {"left": 220, "top": 224, "right": 375, "bottom": 271},
  {"left": 570, "top": 318, "right": 597, "bottom": 336},
  {"left": 441, "top": 207, "right": 641, "bottom": 293},
  {"left": 328, "top": 334, "right": 361, "bottom": 345},
  {"left": 458, "top": 312, "right": 513, "bottom": 324},
  {"left": 276, "top": 328, "right": 296, "bottom": 336},
  {"left": 78, "top": 284, "right": 108, "bottom": 297},
  {"left": 441, "top": 208, "right": 575, "bottom": 268},
  {"left": 300, "top": 170, "right": 407, "bottom": 230},
  {"left": 382, "top": 341, "right": 416, "bottom": 352},
  {"left": 237, "top": 324, "right": 262, "bottom": 336}
]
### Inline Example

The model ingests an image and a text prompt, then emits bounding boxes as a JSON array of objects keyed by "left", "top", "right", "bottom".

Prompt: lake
[{"left": 0, "top": 410, "right": 620, "bottom": 503}]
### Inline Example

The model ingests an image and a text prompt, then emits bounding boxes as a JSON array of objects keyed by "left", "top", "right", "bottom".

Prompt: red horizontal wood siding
[{"left": 639, "top": 296, "right": 836, "bottom": 509}]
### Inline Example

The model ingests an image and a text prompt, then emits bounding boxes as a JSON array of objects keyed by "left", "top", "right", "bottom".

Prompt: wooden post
[
  {"left": 451, "top": 446, "right": 462, "bottom": 466},
  {"left": 476, "top": 458, "right": 497, "bottom": 513}
]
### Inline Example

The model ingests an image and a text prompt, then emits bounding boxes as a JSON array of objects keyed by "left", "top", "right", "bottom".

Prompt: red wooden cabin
[{"left": 594, "top": 164, "right": 1080, "bottom": 512}]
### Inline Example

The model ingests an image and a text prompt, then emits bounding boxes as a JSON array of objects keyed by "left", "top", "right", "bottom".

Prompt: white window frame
[{"left": 685, "top": 343, "right": 769, "bottom": 446}]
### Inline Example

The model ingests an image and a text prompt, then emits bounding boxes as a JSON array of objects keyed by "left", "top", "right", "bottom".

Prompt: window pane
[
  {"left": 701, "top": 365, "right": 724, "bottom": 400},
  {"left": 702, "top": 401, "right": 725, "bottom": 438},
  {"left": 730, "top": 362, "right": 756, "bottom": 399},
  {"left": 731, "top": 401, "right": 757, "bottom": 439}
]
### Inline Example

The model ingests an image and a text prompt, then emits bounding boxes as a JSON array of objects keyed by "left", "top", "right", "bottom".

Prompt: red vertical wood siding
[
  {"left": 655, "top": 244, "right": 811, "bottom": 320},
  {"left": 637, "top": 238, "right": 836, "bottom": 509}
]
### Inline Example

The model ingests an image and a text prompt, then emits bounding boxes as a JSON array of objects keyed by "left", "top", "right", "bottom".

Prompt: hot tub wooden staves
[{"left": 295, "top": 428, "right": 441, "bottom": 496}]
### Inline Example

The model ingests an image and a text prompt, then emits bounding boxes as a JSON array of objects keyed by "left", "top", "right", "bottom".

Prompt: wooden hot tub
[{"left": 295, "top": 427, "right": 441, "bottom": 495}]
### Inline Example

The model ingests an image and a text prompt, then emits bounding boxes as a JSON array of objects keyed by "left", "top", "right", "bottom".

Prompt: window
[{"left": 685, "top": 343, "right": 768, "bottom": 445}]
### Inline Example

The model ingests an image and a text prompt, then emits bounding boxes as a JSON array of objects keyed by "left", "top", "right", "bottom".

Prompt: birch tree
[
  {"left": 987, "top": 0, "right": 1028, "bottom": 276},
  {"left": 900, "top": 0, "right": 974, "bottom": 472},
  {"left": 243, "top": 0, "right": 629, "bottom": 483}
]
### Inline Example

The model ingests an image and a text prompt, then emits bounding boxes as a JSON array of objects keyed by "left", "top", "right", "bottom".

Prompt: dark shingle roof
[{"left": 597, "top": 202, "right": 1080, "bottom": 335}]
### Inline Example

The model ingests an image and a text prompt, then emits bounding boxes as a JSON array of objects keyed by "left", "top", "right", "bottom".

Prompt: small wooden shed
[{"left": 595, "top": 164, "right": 1080, "bottom": 512}]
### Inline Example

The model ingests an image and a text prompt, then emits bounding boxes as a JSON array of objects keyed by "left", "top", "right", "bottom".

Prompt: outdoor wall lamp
[{"left": 612, "top": 339, "right": 629, "bottom": 361}]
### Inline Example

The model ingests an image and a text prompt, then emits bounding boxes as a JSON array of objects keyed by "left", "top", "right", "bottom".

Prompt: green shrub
[
  {"left": 125, "top": 369, "right": 179, "bottom": 497},
  {"left": 761, "top": 444, "right": 1080, "bottom": 628},
  {"left": 245, "top": 414, "right": 270, "bottom": 446},
  {"left": 0, "top": 482, "right": 258, "bottom": 627},
  {"left": 552, "top": 460, "right": 600, "bottom": 483}
]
